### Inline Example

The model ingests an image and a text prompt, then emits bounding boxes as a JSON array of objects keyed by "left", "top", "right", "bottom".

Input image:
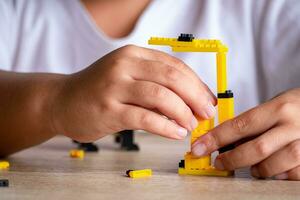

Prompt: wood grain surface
[{"left": 1, "top": 132, "right": 299, "bottom": 200}]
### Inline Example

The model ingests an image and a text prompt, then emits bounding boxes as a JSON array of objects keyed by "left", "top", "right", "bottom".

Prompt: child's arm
[{"left": 0, "top": 45, "right": 216, "bottom": 157}]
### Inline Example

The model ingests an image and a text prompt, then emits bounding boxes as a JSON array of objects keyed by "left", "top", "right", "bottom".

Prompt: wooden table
[{"left": 1, "top": 133, "right": 299, "bottom": 200}]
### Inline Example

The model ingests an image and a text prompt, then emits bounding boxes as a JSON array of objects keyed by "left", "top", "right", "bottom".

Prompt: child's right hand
[{"left": 51, "top": 45, "right": 216, "bottom": 142}]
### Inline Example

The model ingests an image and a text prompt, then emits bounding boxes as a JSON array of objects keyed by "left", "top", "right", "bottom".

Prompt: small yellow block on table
[
  {"left": 126, "top": 169, "right": 152, "bottom": 178},
  {"left": 69, "top": 149, "right": 85, "bottom": 159},
  {"left": 0, "top": 161, "right": 10, "bottom": 169}
]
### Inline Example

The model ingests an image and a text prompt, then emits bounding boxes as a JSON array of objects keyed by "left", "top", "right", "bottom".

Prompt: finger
[
  {"left": 191, "top": 102, "right": 279, "bottom": 157},
  {"left": 214, "top": 125, "right": 300, "bottom": 170},
  {"left": 282, "top": 165, "right": 300, "bottom": 180},
  {"left": 122, "top": 80, "right": 197, "bottom": 131},
  {"left": 129, "top": 59, "right": 216, "bottom": 120},
  {"left": 123, "top": 45, "right": 217, "bottom": 105},
  {"left": 250, "top": 139, "right": 300, "bottom": 178},
  {"left": 119, "top": 104, "right": 188, "bottom": 139}
]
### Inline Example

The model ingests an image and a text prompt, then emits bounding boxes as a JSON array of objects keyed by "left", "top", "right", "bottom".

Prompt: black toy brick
[
  {"left": 177, "top": 33, "right": 194, "bottom": 42},
  {"left": 0, "top": 179, "right": 9, "bottom": 187}
]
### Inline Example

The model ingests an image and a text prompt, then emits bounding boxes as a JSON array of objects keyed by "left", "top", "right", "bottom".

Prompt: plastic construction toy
[
  {"left": 0, "top": 179, "right": 9, "bottom": 187},
  {"left": 72, "top": 130, "right": 139, "bottom": 152},
  {"left": 72, "top": 140, "right": 99, "bottom": 152},
  {"left": 69, "top": 149, "right": 85, "bottom": 159},
  {"left": 0, "top": 161, "right": 10, "bottom": 170},
  {"left": 115, "top": 130, "right": 139, "bottom": 151},
  {"left": 148, "top": 33, "right": 235, "bottom": 177},
  {"left": 126, "top": 169, "right": 152, "bottom": 178}
]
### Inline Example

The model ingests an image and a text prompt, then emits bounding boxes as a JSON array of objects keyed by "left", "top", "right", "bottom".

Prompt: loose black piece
[
  {"left": 115, "top": 130, "right": 139, "bottom": 151},
  {"left": 126, "top": 170, "right": 133, "bottom": 177},
  {"left": 73, "top": 141, "right": 99, "bottom": 152},
  {"left": 0, "top": 179, "right": 9, "bottom": 187}
]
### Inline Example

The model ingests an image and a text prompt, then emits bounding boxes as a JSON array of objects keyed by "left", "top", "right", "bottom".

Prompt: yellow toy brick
[
  {"left": 0, "top": 161, "right": 10, "bottom": 169},
  {"left": 149, "top": 34, "right": 235, "bottom": 177},
  {"left": 126, "top": 169, "right": 152, "bottom": 178},
  {"left": 178, "top": 166, "right": 233, "bottom": 177},
  {"left": 218, "top": 93, "right": 235, "bottom": 124},
  {"left": 190, "top": 118, "right": 213, "bottom": 144},
  {"left": 69, "top": 149, "right": 85, "bottom": 159},
  {"left": 184, "top": 152, "right": 211, "bottom": 169}
]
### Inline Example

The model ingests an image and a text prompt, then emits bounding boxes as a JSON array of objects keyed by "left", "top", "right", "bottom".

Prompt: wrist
[{"left": 35, "top": 73, "right": 69, "bottom": 138}]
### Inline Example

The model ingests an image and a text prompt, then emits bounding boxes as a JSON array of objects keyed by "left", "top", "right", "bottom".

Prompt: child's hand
[
  {"left": 191, "top": 88, "right": 300, "bottom": 180},
  {"left": 52, "top": 45, "right": 216, "bottom": 142}
]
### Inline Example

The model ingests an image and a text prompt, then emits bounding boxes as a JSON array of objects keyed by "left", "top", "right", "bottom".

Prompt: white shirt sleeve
[
  {"left": 0, "top": 0, "right": 17, "bottom": 69},
  {"left": 255, "top": 0, "right": 300, "bottom": 99}
]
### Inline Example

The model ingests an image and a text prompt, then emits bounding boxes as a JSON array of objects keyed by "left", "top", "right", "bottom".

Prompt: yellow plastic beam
[
  {"left": 148, "top": 37, "right": 228, "bottom": 53},
  {"left": 126, "top": 169, "right": 152, "bottom": 178}
]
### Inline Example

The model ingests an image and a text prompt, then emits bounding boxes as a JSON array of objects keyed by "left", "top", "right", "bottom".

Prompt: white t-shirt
[{"left": 0, "top": 0, "right": 299, "bottom": 114}]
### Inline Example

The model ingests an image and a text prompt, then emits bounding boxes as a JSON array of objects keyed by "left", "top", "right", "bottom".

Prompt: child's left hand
[{"left": 191, "top": 88, "right": 300, "bottom": 180}]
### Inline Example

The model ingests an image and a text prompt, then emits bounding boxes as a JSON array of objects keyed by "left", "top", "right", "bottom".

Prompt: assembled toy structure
[{"left": 149, "top": 34, "right": 235, "bottom": 176}]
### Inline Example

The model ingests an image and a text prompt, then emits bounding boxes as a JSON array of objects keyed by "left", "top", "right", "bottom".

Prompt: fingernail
[
  {"left": 192, "top": 142, "right": 207, "bottom": 157},
  {"left": 190, "top": 115, "right": 198, "bottom": 130},
  {"left": 177, "top": 127, "right": 188, "bottom": 138},
  {"left": 215, "top": 158, "right": 224, "bottom": 170},
  {"left": 204, "top": 102, "right": 216, "bottom": 119},
  {"left": 275, "top": 173, "right": 288, "bottom": 180},
  {"left": 251, "top": 166, "right": 260, "bottom": 178}
]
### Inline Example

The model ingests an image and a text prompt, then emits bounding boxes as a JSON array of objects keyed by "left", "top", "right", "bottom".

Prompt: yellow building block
[
  {"left": 184, "top": 152, "right": 211, "bottom": 169},
  {"left": 218, "top": 96, "right": 235, "bottom": 124},
  {"left": 178, "top": 166, "right": 233, "bottom": 177},
  {"left": 69, "top": 149, "right": 84, "bottom": 159},
  {"left": 216, "top": 52, "right": 227, "bottom": 93},
  {"left": 0, "top": 161, "right": 10, "bottom": 169},
  {"left": 126, "top": 169, "right": 152, "bottom": 178},
  {"left": 196, "top": 118, "right": 214, "bottom": 132},
  {"left": 191, "top": 118, "right": 213, "bottom": 143}
]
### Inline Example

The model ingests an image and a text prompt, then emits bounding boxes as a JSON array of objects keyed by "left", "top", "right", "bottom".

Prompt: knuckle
[
  {"left": 230, "top": 117, "right": 249, "bottom": 134},
  {"left": 180, "top": 107, "right": 194, "bottom": 127},
  {"left": 110, "top": 58, "right": 128, "bottom": 75},
  {"left": 100, "top": 98, "right": 116, "bottom": 113},
  {"left": 149, "top": 85, "right": 167, "bottom": 99},
  {"left": 139, "top": 112, "right": 154, "bottom": 128},
  {"left": 208, "top": 132, "right": 222, "bottom": 149},
  {"left": 277, "top": 101, "right": 295, "bottom": 118},
  {"left": 165, "top": 66, "right": 180, "bottom": 83},
  {"left": 120, "top": 44, "right": 137, "bottom": 55},
  {"left": 161, "top": 119, "right": 170, "bottom": 135},
  {"left": 254, "top": 139, "right": 271, "bottom": 158},
  {"left": 172, "top": 57, "right": 186, "bottom": 69},
  {"left": 288, "top": 141, "right": 300, "bottom": 161}
]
